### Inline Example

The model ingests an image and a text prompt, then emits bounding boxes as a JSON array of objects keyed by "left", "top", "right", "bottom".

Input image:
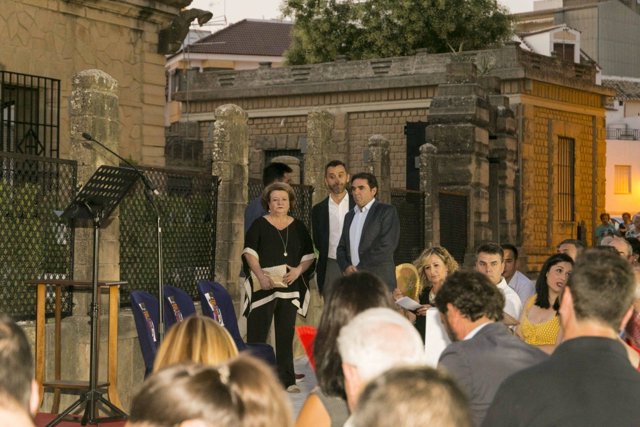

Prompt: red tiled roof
[
  {"left": 181, "top": 19, "right": 293, "bottom": 57},
  {"left": 602, "top": 79, "right": 640, "bottom": 100}
]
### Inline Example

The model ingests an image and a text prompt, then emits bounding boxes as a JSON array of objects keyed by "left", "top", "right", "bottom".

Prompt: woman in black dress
[{"left": 243, "top": 182, "right": 315, "bottom": 392}]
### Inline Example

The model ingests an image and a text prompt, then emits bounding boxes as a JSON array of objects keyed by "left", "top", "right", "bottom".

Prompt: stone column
[
  {"left": 62, "top": 69, "right": 122, "bottom": 407},
  {"left": 487, "top": 92, "right": 518, "bottom": 245},
  {"left": 366, "top": 135, "right": 391, "bottom": 204},
  {"left": 425, "top": 61, "right": 492, "bottom": 265},
  {"left": 69, "top": 69, "right": 121, "bottom": 302},
  {"left": 305, "top": 110, "right": 335, "bottom": 205},
  {"left": 211, "top": 104, "right": 249, "bottom": 300},
  {"left": 420, "top": 143, "right": 439, "bottom": 247}
]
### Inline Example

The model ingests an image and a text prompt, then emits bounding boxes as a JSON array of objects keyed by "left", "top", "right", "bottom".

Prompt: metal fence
[
  {"left": 248, "top": 178, "right": 314, "bottom": 231},
  {"left": 606, "top": 127, "right": 640, "bottom": 141},
  {"left": 391, "top": 188, "right": 426, "bottom": 264},
  {"left": 119, "top": 166, "right": 220, "bottom": 305},
  {"left": 0, "top": 152, "right": 76, "bottom": 320}
]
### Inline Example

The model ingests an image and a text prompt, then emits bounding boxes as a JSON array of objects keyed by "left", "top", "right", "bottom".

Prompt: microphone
[{"left": 82, "top": 132, "right": 160, "bottom": 196}]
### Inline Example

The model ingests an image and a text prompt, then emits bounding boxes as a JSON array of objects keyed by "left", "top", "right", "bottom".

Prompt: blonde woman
[
  {"left": 395, "top": 247, "right": 459, "bottom": 340},
  {"left": 128, "top": 355, "right": 294, "bottom": 427},
  {"left": 153, "top": 315, "right": 238, "bottom": 372}
]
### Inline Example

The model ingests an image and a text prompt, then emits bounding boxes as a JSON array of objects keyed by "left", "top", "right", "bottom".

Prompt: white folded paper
[{"left": 395, "top": 296, "right": 422, "bottom": 311}]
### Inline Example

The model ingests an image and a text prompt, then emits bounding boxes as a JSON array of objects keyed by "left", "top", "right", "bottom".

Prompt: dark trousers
[{"left": 247, "top": 297, "right": 297, "bottom": 387}]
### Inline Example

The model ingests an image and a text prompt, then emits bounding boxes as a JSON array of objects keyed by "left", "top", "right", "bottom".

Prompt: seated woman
[
  {"left": 295, "top": 272, "right": 394, "bottom": 427},
  {"left": 128, "top": 355, "right": 293, "bottom": 427},
  {"left": 395, "top": 246, "right": 459, "bottom": 340},
  {"left": 517, "top": 253, "right": 573, "bottom": 354},
  {"left": 153, "top": 315, "right": 238, "bottom": 372}
]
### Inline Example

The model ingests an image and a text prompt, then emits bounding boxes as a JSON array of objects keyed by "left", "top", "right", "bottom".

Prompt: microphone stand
[{"left": 82, "top": 132, "right": 165, "bottom": 343}]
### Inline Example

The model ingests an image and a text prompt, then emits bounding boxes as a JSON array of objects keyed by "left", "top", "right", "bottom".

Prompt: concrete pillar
[
  {"left": 420, "top": 143, "right": 439, "bottom": 247},
  {"left": 211, "top": 104, "right": 249, "bottom": 301},
  {"left": 366, "top": 135, "right": 391, "bottom": 204},
  {"left": 305, "top": 110, "right": 336, "bottom": 205}
]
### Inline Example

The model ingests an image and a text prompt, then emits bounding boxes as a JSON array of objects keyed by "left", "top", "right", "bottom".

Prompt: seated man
[
  {"left": 482, "top": 249, "right": 640, "bottom": 427},
  {"left": 501, "top": 243, "right": 535, "bottom": 305},
  {"left": 337, "top": 308, "right": 426, "bottom": 411},
  {"left": 556, "top": 238, "right": 585, "bottom": 262},
  {"left": 474, "top": 243, "right": 522, "bottom": 324},
  {"left": 350, "top": 366, "right": 472, "bottom": 427},
  {"left": 0, "top": 315, "right": 39, "bottom": 426},
  {"left": 435, "top": 271, "right": 547, "bottom": 426}
]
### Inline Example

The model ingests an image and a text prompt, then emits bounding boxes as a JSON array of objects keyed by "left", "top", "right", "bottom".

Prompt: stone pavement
[{"left": 290, "top": 355, "right": 318, "bottom": 419}]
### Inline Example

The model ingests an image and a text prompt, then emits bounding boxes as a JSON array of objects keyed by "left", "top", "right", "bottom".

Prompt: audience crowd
[{"left": 2, "top": 157, "right": 640, "bottom": 427}]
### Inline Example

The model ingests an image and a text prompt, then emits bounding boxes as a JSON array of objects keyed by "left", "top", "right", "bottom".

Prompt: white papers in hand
[{"left": 395, "top": 296, "right": 422, "bottom": 311}]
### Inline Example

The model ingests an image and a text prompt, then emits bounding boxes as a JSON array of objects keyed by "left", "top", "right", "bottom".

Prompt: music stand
[{"left": 48, "top": 165, "right": 139, "bottom": 426}]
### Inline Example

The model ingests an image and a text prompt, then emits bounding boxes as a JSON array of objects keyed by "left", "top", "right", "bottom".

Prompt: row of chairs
[{"left": 130, "top": 279, "right": 276, "bottom": 376}]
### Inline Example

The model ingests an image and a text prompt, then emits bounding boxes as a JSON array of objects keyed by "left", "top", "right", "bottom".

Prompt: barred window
[
  {"left": 614, "top": 165, "right": 632, "bottom": 194},
  {"left": 557, "top": 137, "right": 575, "bottom": 222},
  {"left": 0, "top": 71, "right": 60, "bottom": 158}
]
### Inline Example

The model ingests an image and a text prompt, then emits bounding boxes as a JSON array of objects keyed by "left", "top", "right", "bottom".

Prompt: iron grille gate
[
  {"left": 119, "top": 166, "right": 220, "bottom": 305},
  {"left": 439, "top": 192, "right": 468, "bottom": 265},
  {"left": 0, "top": 71, "right": 61, "bottom": 158},
  {"left": 391, "top": 188, "right": 426, "bottom": 264},
  {"left": 0, "top": 152, "right": 76, "bottom": 320}
]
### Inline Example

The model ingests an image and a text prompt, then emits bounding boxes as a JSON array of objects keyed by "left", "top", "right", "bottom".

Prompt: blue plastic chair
[
  {"left": 130, "top": 291, "right": 160, "bottom": 377},
  {"left": 197, "top": 279, "right": 276, "bottom": 367},
  {"left": 163, "top": 285, "right": 197, "bottom": 331}
]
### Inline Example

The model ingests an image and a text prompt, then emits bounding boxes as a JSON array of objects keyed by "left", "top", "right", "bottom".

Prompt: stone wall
[
  {"left": 0, "top": 0, "right": 180, "bottom": 165},
  {"left": 179, "top": 44, "right": 611, "bottom": 274},
  {"left": 347, "top": 109, "right": 428, "bottom": 188}
]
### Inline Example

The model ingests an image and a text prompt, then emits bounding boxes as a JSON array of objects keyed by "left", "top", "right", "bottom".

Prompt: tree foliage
[{"left": 282, "top": 0, "right": 514, "bottom": 64}]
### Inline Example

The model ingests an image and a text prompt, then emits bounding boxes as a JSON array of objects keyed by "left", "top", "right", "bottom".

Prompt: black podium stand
[{"left": 48, "top": 166, "right": 139, "bottom": 426}]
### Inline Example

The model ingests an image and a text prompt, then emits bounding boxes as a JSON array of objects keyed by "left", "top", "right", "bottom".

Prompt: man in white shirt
[
  {"left": 501, "top": 243, "right": 535, "bottom": 305},
  {"left": 311, "top": 160, "right": 354, "bottom": 296},
  {"left": 474, "top": 243, "right": 522, "bottom": 325}
]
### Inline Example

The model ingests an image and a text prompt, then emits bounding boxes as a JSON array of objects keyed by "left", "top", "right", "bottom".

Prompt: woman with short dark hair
[{"left": 243, "top": 182, "right": 315, "bottom": 392}]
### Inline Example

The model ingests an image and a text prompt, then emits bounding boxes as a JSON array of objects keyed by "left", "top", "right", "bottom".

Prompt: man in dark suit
[
  {"left": 311, "top": 160, "right": 354, "bottom": 296},
  {"left": 434, "top": 271, "right": 547, "bottom": 427},
  {"left": 482, "top": 249, "right": 640, "bottom": 427},
  {"left": 336, "top": 172, "right": 400, "bottom": 291}
]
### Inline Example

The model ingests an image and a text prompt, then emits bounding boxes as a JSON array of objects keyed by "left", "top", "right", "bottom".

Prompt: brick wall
[
  {"left": 520, "top": 85, "right": 606, "bottom": 269},
  {"left": 347, "top": 109, "right": 428, "bottom": 187}
]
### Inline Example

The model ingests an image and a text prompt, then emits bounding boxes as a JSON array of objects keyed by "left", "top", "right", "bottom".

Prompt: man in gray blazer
[
  {"left": 434, "top": 271, "right": 547, "bottom": 427},
  {"left": 336, "top": 172, "right": 400, "bottom": 291}
]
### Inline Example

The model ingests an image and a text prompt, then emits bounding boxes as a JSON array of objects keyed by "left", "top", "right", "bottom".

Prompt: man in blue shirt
[{"left": 244, "top": 162, "right": 292, "bottom": 234}]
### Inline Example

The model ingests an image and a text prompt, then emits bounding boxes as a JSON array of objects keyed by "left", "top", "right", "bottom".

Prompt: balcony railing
[{"left": 607, "top": 127, "right": 640, "bottom": 141}]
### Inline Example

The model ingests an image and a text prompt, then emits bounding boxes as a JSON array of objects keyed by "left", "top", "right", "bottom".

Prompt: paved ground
[{"left": 289, "top": 355, "right": 318, "bottom": 419}]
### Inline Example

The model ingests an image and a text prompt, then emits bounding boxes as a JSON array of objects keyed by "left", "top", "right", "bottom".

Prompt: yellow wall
[
  {"left": 519, "top": 82, "right": 606, "bottom": 267},
  {"left": 0, "top": 0, "right": 176, "bottom": 165}
]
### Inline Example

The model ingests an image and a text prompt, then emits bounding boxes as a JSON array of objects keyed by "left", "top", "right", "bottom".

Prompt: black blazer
[
  {"left": 482, "top": 337, "right": 640, "bottom": 427},
  {"left": 311, "top": 194, "right": 355, "bottom": 294},
  {"left": 336, "top": 200, "right": 400, "bottom": 290}
]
